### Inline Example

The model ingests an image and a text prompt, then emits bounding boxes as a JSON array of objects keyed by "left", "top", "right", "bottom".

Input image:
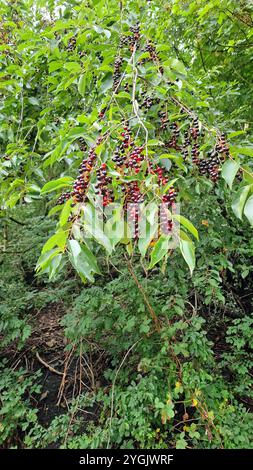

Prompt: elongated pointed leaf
[
  {"left": 173, "top": 214, "right": 199, "bottom": 240},
  {"left": 67, "top": 239, "right": 101, "bottom": 282},
  {"left": 244, "top": 194, "right": 253, "bottom": 226},
  {"left": 42, "top": 230, "right": 68, "bottom": 254},
  {"left": 221, "top": 160, "right": 240, "bottom": 189},
  {"left": 180, "top": 238, "right": 195, "bottom": 275},
  {"left": 138, "top": 220, "right": 158, "bottom": 258},
  {"left": 148, "top": 234, "right": 170, "bottom": 269},
  {"left": 230, "top": 146, "right": 253, "bottom": 158},
  {"left": 232, "top": 185, "right": 251, "bottom": 220},
  {"left": 78, "top": 74, "right": 86, "bottom": 96},
  {"left": 41, "top": 177, "right": 74, "bottom": 194},
  {"left": 59, "top": 199, "right": 72, "bottom": 227}
]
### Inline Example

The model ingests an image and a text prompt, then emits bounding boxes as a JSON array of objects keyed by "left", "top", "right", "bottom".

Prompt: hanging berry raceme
[
  {"left": 66, "top": 36, "right": 76, "bottom": 52},
  {"left": 162, "top": 187, "right": 178, "bottom": 206},
  {"left": 159, "top": 187, "right": 177, "bottom": 234},
  {"left": 129, "top": 23, "right": 141, "bottom": 51},
  {"left": 57, "top": 136, "right": 105, "bottom": 206},
  {"left": 113, "top": 56, "right": 123, "bottom": 91},
  {"left": 124, "top": 181, "right": 144, "bottom": 240},
  {"left": 112, "top": 125, "right": 132, "bottom": 166},
  {"left": 191, "top": 142, "right": 200, "bottom": 165},
  {"left": 149, "top": 163, "right": 169, "bottom": 186},
  {"left": 95, "top": 163, "right": 114, "bottom": 207},
  {"left": 142, "top": 40, "right": 164, "bottom": 73},
  {"left": 118, "top": 23, "right": 141, "bottom": 53},
  {"left": 140, "top": 95, "right": 160, "bottom": 111},
  {"left": 127, "top": 146, "right": 145, "bottom": 173},
  {"left": 190, "top": 117, "right": 200, "bottom": 140},
  {"left": 165, "top": 123, "right": 180, "bottom": 150},
  {"left": 215, "top": 133, "right": 229, "bottom": 158},
  {"left": 57, "top": 191, "right": 71, "bottom": 205},
  {"left": 79, "top": 137, "right": 87, "bottom": 152},
  {"left": 119, "top": 34, "right": 129, "bottom": 48},
  {"left": 159, "top": 110, "right": 168, "bottom": 130}
]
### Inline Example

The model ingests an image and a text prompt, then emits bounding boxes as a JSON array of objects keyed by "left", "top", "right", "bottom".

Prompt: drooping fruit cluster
[
  {"left": 119, "top": 23, "right": 141, "bottom": 52},
  {"left": 140, "top": 95, "right": 160, "bottom": 111},
  {"left": 190, "top": 117, "right": 200, "bottom": 140},
  {"left": 66, "top": 36, "right": 76, "bottom": 52},
  {"left": 191, "top": 142, "right": 200, "bottom": 165},
  {"left": 113, "top": 56, "right": 123, "bottom": 91},
  {"left": 79, "top": 137, "right": 87, "bottom": 152},
  {"left": 98, "top": 107, "right": 106, "bottom": 120},
  {"left": 165, "top": 123, "right": 180, "bottom": 150},
  {"left": 95, "top": 163, "right": 114, "bottom": 207},
  {"left": 127, "top": 146, "right": 145, "bottom": 173},
  {"left": 215, "top": 133, "right": 229, "bottom": 157},
  {"left": 150, "top": 163, "right": 169, "bottom": 186},
  {"left": 124, "top": 181, "right": 144, "bottom": 239},
  {"left": 158, "top": 111, "right": 168, "bottom": 131},
  {"left": 182, "top": 129, "right": 190, "bottom": 160},
  {"left": 141, "top": 40, "right": 164, "bottom": 74},
  {"left": 57, "top": 191, "right": 71, "bottom": 205},
  {"left": 62, "top": 136, "right": 104, "bottom": 206},
  {"left": 160, "top": 187, "right": 178, "bottom": 234},
  {"left": 129, "top": 23, "right": 141, "bottom": 51},
  {"left": 198, "top": 151, "right": 220, "bottom": 182}
]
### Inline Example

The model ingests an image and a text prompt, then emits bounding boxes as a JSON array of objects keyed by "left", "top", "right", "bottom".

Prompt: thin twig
[
  {"left": 36, "top": 352, "right": 63, "bottom": 376},
  {"left": 125, "top": 255, "right": 160, "bottom": 331},
  {"left": 106, "top": 340, "right": 140, "bottom": 449},
  {"left": 57, "top": 348, "right": 74, "bottom": 405}
]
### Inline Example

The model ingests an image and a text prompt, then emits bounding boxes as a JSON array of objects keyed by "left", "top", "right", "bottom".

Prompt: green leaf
[
  {"left": 28, "top": 97, "right": 40, "bottom": 106},
  {"left": 104, "top": 207, "right": 125, "bottom": 248},
  {"left": 162, "top": 178, "right": 179, "bottom": 193},
  {"left": 170, "top": 58, "right": 187, "bottom": 75},
  {"left": 138, "top": 220, "right": 158, "bottom": 258},
  {"left": 173, "top": 214, "right": 199, "bottom": 240},
  {"left": 116, "top": 91, "right": 131, "bottom": 99},
  {"left": 42, "top": 230, "right": 68, "bottom": 254},
  {"left": 48, "top": 254, "right": 64, "bottom": 280},
  {"left": 147, "top": 139, "right": 164, "bottom": 146},
  {"left": 82, "top": 204, "right": 112, "bottom": 254},
  {"left": 242, "top": 166, "right": 253, "bottom": 184},
  {"left": 180, "top": 237, "right": 195, "bottom": 275},
  {"left": 67, "top": 239, "right": 100, "bottom": 282},
  {"left": 244, "top": 194, "right": 253, "bottom": 226},
  {"left": 221, "top": 160, "right": 240, "bottom": 189},
  {"left": 36, "top": 248, "right": 62, "bottom": 274},
  {"left": 59, "top": 199, "right": 72, "bottom": 227},
  {"left": 78, "top": 74, "right": 86, "bottom": 96},
  {"left": 49, "top": 61, "right": 63, "bottom": 73},
  {"left": 232, "top": 185, "right": 251, "bottom": 220},
  {"left": 159, "top": 153, "right": 186, "bottom": 171},
  {"left": 148, "top": 234, "right": 170, "bottom": 269},
  {"left": 230, "top": 146, "right": 253, "bottom": 157},
  {"left": 68, "top": 239, "right": 81, "bottom": 260},
  {"left": 41, "top": 177, "right": 73, "bottom": 194},
  {"left": 227, "top": 131, "right": 246, "bottom": 138},
  {"left": 48, "top": 205, "right": 62, "bottom": 217},
  {"left": 101, "top": 75, "right": 113, "bottom": 93},
  {"left": 64, "top": 62, "right": 82, "bottom": 72}
]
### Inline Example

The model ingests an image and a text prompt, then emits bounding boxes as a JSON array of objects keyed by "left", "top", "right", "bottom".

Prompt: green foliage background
[{"left": 0, "top": 0, "right": 253, "bottom": 449}]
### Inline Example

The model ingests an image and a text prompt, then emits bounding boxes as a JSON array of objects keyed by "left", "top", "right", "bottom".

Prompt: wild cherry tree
[{"left": 1, "top": 0, "right": 253, "bottom": 285}]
